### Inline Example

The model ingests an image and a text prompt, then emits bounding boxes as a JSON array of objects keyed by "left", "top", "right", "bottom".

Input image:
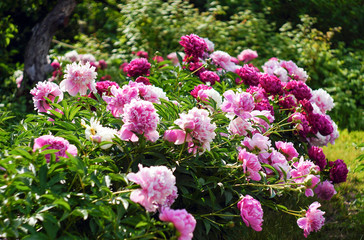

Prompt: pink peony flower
[
  {"left": 79, "top": 53, "right": 96, "bottom": 65},
  {"left": 152, "top": 55, "right": 164, "bottom": 63},
  {"left": 237, "top": 49, "right": 258, "bottom": 63},
  {"left": 308, "top": 146, "right": 327, "bottom": 171},
  {"left": 203, "top": 37, "right": 214, "bottom": 52},
  {"left": 190, "top": 84, "right": 212, "bottom": 98},
  {"left": 127, "top": 164, "right": 178, "bottom": 212},
  {"left": 228, "top": 117, "right": 253, "bottom": 136},
  {"left": 33, "top": 135, "right": 77, "bottom": 162},
  {"left": 238, "top": 149, "right": 262, "bottom": 181},
  {"left": 135, "top": 76, "right": 151, "bottom": 85},
  {"left": 210, "top": 50, "right": 239, "bottom": 72},
  {"left": 297, "top": 202, "right": 325, "bottom": 238},
  {"left": 134, "top": 51, "right": 149, "bottom": 59},
  {"left": 291, "top": 157, "right": 320, "bottom": 183},
  {"left": 314, "top": 180, "right": 337, "bottom": 200},
  {"left": 275, "top": 141, "right": 298, "bottom": 161},
  {"left": 124, "top": 58, "right": 151, "bottom": 77},
  {"left": 310, "top": 89, "right": 334, "bottom": 113},
  {"left": 98, "top": 59, "right": 107, "bottom": 70},
  {"left": 30, "top": 81, "right": 64, "bottom": 113},
  {"left": 259, "top": 73, "right": 283, "bottom": 95},
  {"left": 258, "top": 149, "right": 291, "bottom": 178},
  {"left": 174, "top": 107, "right": 216, "bottom": 154},
  {"left": 159, "top": 208, "right": 196, "bottom": 240},
  {"left": 64, "top": 50, "right": 80, "bottom": 62},
  {"left": 284, "top": 80, "right": 312, "bottom": 101},
  {"left": 329, "top": 159, "right": 348, "bottom": 183},
  {"left": 250, "top": 110, "right": 274, "bottom": 134},
  {"left": 237, "top": 195, "right": 264, "bottom": 231},
  {"left": 242, "top": 133, "right": 271, "bottom": 153},
  {"left": 289, "top": 112, "right": 311, "bottom": 138},
  {"left": 235, "top": 65, "right": 260, "bottom": 86},
  {"left": 118, "top": 99, "right": 160, "bottom": 142},
  {"left": 179, "top": 34, "right": 207, "bottom": 62},
  {"left": 196, "top": 88, "right": 222, "bottom": 109},
  {"left": 88, "top": 80, "right": 119, "bottom": 99},
  {"left": 199, "top": 70, "right": 220, "bottom": 85},
  {"left": 167, "top": 52, "right": 185, "bottom": 66},
  {"left": 60, "top": 62, "right": 97, "bottom": 96},
  {"left": 103, "top": 85, "right": 139, "bottom": 118},
  {"left": 221, "top": 90, "right": 255, "bottom": 118}
]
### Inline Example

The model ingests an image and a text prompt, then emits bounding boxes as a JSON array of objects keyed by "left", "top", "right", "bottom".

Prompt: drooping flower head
[
  {"left": 329, "top": 159, "right": 348, "bottom": 183},
  {"left": 127, "top": 164, "right": 178, "bottom": 212},
  {"left": 237, "top": 195, "right": 264, "bottom": 231},
  {"left": 33, "top": 135, "right": 77, "bottom": 162},
  {"left": 124, "top": 58, "right": 151, "bottom": 77},
  {"left": 30, "top": 81, "right": 64, "bottom": 113},
  {"left": 237, "top": 49, "right": 258, "bottom": 63},
  {"left": 60, "top": 62, "right": 97, "bottom": 96},
  {"left": 159, "top": 208, "right": 196, "bottom": 240},
  {"left": 314, "top": 180, "right": 337, "bottom": 201},
  {"left": 119, "top": 99, "right": 160, "bottom": 142},
  {"left": 297, "top": 202, "right": 325, "bottom": 238},
  {"left": 285, "top": 80, "right": 312, "bottom": 101},
  {"left": 179, "top": 34, "right": 207, "bottom": 62},
  {"left": 275, "top": 141, "right": 298, "bottom": 161}
]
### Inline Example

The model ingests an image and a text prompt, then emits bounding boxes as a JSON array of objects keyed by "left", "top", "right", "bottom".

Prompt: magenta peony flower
[
  {"left": 188, "top": 61, "right": 205, "bottom": 76},
  {"left": 30, "top": 81, "right": 64, "bottom": 113},
  {"left": 118, "top": 99, "right": 160, "bottom": 142},
  {"left": 159, "top": 208, "right": 196, "bottom": 240},
  {"left": 103, "top": 85, "right": 139, "bottom": 118},
  {"left": 199, "top": 70, "right": 220, "bottom": 85},
  {"left": 329, "top": 159, "right": 348, "bottom": 183},
  {"left": 190, "top": 84, "right": 212, "bottom": 99},
  {"left": 278, "top": 94, "right": 297, "bottom": 110},
  {"left": 51, "top": 60, "right": 61, "bottom": 70},
  {"left": 259, "top": 73, "right": 283, "bottom": 95},
  {"left": 297, "top": 202, "right": 325, "bottom": 238},
  {"left": 314, "top": 180, "right": 337, "bottom": 200},
  {"left": 237, "top": 195, "right": 264, "bottom": 231},
  {"left": 33, "top": 135, "right": 77, "bottom": 162},
  {"left": 124, "top": 58, "right": 151, "bottom": 77},
  {"left": 275, "top": 141, "right": 298, "bottom": 161},
  {"left": 88, "top": 80, "right": 119, "bottom": 99},
  {"left": 135, "top": 76, "right": 151, "bottom": 85},
  {"left": 179, "top": 34, "right": 207, "bottom": 62},
  {"left": 221, "top": 90, "right": 255, "bottom": 118},
  {"left": 308, "top": 146, "right": 327, "bottom": 171},
  {"left": 238, "top": 149, "right": 262, "bottom": 181},
  {"left": 174, "top": 107, "right": 216, "bottom": 154},
  {"left": 98, "top": 59, "right": 107, "bottom": 70},
  {"left": 235, "top": 65, "right": 260, "bottom": 86},
  {"left": 237, "top": 49, "right": 258, "bottom": 63},
  {"left": 289, "top": 112, "right": 311, "bottom": 138},
  {"left": 127, "top": 164, "right": 178, "bottom": 212},
  {"left": 242, "top": 133, "right": 271, "bottom": 153},
  {"left": 308, "top": 113, "right": 334, "bottom": 136},
  {"left": 246, "top": 86, "right": 267, "bottom": 103},
  {"left": 285, "top": 80, "right": 312, "bottom": 101},
  {"left": 60, "top": 62, "right": 97, "bottom": 96},
  {"left": 135, "top": 51, "right": 149, "bottom": 59}
]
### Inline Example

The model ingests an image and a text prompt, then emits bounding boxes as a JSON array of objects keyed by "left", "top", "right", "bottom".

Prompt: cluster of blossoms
[
  {"left": 263, "top": 58, "right": 308, "bottom": 82},
  {"left": 127, "top": 164, "right": 196, "bottom": 240}
]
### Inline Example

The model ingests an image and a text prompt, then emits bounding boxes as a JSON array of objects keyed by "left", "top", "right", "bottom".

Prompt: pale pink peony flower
[
  {"left": 203, "top": 38, "right": 215, "bottom": 52},
  {"left": 103, "top": 85, "right": 139, "bottom": 118},
  {"left": 210, "top": 50, "right": 239, "bottom": 72},
  {"left": 159, "top": 208, "right": 196, "bottom": 240},
  {"left": 196, "top": 88, "right": 222, "bottom": 109},
  {"left": 221, "top": 90, "right": 255, "bottom": 118},
  {"left": 167, "top": 52, "right": 185, "bottom": 66},
  {"left": 60, "top": 62, "right": 97, "bottom": 96},
  {"left": 262, "top": 58, "right": 280, "bottom": 76},
  {"left": 79, "top": 53, "right": 96, "bottom": 65},
  {"left": 238, "top": 149, "right": 261, "bottom": 181},
  {"left": 118, "top": 99, "right": 160, "bottom": 142},
  {"left": 33, "top": 135, "right": 77, "bottom": 162},
  {"left": 237, "top": 49, "right": 258, "bottom": 63},
  {"left": 127, "top": 164, "right": 178, "bottom": 212},
  {"left": 174, "top": 107, "right": 216, "bottom": 154},
  {"left": 228, "top": 117, "right": 253, "bottom": 136},
  {"left": 242, "top": 133, "right": 271, "bottom": 153},
  {"left": 297, "top": 202, "right": 325, "bottom": 238},
  {"left": 237, "top": 195, "right": 264, "bottom": 231},
  {"left": 30, "top": 81, "right": 64, "bottom": 113},
  {"left": 275, "top": 141, "right": 298, "bottom": 161},
  {"left": 310, "top": 89, "right": 334, "bottom": 113},
  {"left": 14, "top": 70, "right": 23, "bottom": 88},
  {"left": 64, "top": 50, "right": 80, "bottom": 62},
  {"left": 314, "top": 180, "right": 337, "bottom": 200}
]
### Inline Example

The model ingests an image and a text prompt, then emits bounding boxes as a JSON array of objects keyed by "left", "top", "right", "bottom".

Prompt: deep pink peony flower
[
  {"left": 221, "top": 90, "right": 255, "bottom": 118},
  {"left": 134, "top": 51, "right": 149, "bottom": 59},
  {"left": 199, "top": 70, "right": 220, "bottom": 85},
  {"left": 308, "top": 113, "right": 333, "bottom": 136},
  {"left": 33, "top": 135, "right": 77, "bottom": 162},
  {"left": 237, "top": 49, "right": 258, "bottom": 63},
  {"left": 246, "top": 86, "right": 267, "bottom": 103},
  {"left": 308, "top": 146, "right": 327, "bottom": 171},
  {"left": 190, "top": 84, "right": 212, "bottom": 99},
  {"left": 51, "top": 60, "right": 61, "bottom": 70},
  {"left": 118, "top": 99, "right": 160, "bottom": 142},
  {"left": 289, "top": 112, "right": 311, "bottom": 138},
  {"left": 259, "top": 73, "right": 283, "bottom": 95},
  {"left": 329, "top": 159, "right": 348, "bottom": 183},
  {"left": 297, "top": 202, "right": 325, "bottom": 238},
  {"left": 152, "top": 55, "right": 164, "bottom": 63},
  {"left": 98, "top": 59, "right": 107, "bottom": 70},
  {"left": 103, "top": 85, "right": 139, "bottom": 118},
  {"left": 135, "top": 76, "right": 151, "bottom": 85},
  {"left": 88, "top": 80, "right": 119, "bottom": 99},
  {"left": 242, "top": 133, "right": 271, "bottom": 153},
  {"left": 235, "top": 65, "right": 260, "bottom": 86},
  {"left": 124, "top": 58, "right": 151, "bottom": 77},
  {"left": 285, "top": 80, "right": 312, "bottom": 101},
  {"left": 275, "top": 141, "right": 298, "bottom": 161},
  {"left": 188, "top": 62, "right": 205, "bottom": 76},
  {"left": 238, "top": 149, "right": 262, "bottom": 181},
  {"left": 314, "top": 180, "right": 337, "bottom": 200},
  {"left": 120, "top": 62, "right": 129, "bottom": 73},
  {"left": 30, "top": 81, "right": 64, "bottom": 113},
  {"left": 237, "top": 195, "right": 264, "bottom": 231},
  {"left": 278, "top": 94, "right": 297, "bottom": 110},
  {"left": 127, "top": 164, "right": 178, "bottom": 212},
  {"left": 179, "top": 34, "right": 207, "bottom": 62},
  {"left": 174, "top": 107, "right": 216, "bottom": 154},
  {"left": 60, "top": 62, "right": 97, "bottom": 96},
  {"left": 159, "top": 208, "right": 196, "bottom": 240}
]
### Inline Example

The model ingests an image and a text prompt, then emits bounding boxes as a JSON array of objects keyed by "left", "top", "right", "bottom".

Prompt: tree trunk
[{"left": 19, "top": 0, "right": 76, "bottom": 97}]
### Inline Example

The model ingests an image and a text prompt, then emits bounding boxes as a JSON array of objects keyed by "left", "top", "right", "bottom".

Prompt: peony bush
[{"left": 0, "top": 34, "right": 348, "bottom": 239}]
